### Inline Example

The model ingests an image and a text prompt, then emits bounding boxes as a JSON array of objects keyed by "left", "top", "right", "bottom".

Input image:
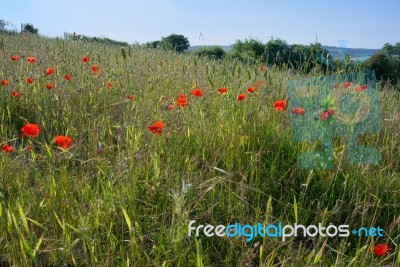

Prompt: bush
[
  {"left": 160, "top": 34, "right": 190, "bottom": 53},
  {"left": 362, "top": 51, "right": 399, "bottom": 83},
  {"left": 23, "top": 23, "right": 39, "bottom": 34},
  {"left": 231, "top": 38, "right": 265, "bottom": 62},
  {"left": 193, "top": 46, "right": 226, "bottom": 60}
]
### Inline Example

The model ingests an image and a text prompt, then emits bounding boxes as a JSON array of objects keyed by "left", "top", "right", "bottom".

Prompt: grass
[{"left": 0, "top": 33, "right": 399, "bottom": 266}]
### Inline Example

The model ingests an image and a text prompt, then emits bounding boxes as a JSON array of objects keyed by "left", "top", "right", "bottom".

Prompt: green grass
[{"left": 0, "top": 33, "right": 399, "bottom": 266}]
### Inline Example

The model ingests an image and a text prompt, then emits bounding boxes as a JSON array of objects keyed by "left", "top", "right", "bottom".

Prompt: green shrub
[{"left": 193, "top": 46, "right": 226, "bottom": 60}]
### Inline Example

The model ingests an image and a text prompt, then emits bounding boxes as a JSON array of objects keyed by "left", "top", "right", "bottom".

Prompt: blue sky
[{"left": 2, "top": 0, "right": 400, "bottom": 48}]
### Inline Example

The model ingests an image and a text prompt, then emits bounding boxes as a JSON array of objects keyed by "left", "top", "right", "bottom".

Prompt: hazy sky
[{"left": 2, "top": 0, "right": 400, "bottom": 48}]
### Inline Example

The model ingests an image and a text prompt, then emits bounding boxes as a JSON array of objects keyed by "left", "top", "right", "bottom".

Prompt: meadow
[{"left": 0, "top": 33, "right": 400, "bottom": 266}]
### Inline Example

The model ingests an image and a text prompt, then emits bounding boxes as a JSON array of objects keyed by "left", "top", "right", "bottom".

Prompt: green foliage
[
  {"left": 192, "top": 46, "right": 226, "bottom": 60},
  {"left": 265, "top": 39, "right": 291, "bottom": 66},
  {"left": 231, "top": 38, "right": 266, "bottom": 62},
  {"left": 22, "top": 23, "right": 39, "bottom": 34},
  {"left": 362, "top": 49, "right": 400, "bottom": 84},
  {"left": 160, "top": 34, "right": 190, "bottom": 53},
  {"left": 63, "top": 32, "right": 128, "bottom": 46}
]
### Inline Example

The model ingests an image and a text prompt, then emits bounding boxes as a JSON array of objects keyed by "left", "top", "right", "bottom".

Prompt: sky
[{"left": 2, "top": 0, "right": 400, "bottom": 49}]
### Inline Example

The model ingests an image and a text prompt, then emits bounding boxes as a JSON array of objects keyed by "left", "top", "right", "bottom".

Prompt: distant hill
[{"left": 189, "top": 45, "right": 379, "bottom": 62}]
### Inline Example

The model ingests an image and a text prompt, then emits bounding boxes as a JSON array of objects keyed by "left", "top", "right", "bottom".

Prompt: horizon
[{"left": 2, "top": 1, "right": 400, "bottom": 49}]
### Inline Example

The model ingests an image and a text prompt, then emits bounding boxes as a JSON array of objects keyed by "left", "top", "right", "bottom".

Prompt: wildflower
[
  {"left": 26, "top": 77, "right": 34, "bottom": 84},
  {"left": 273, "top": 100, "right": 286, "bottom": 110},
  {"left": 355, "top": 84, "right": 368, "bottom": 92},
  {"left": 373, "top": 244, "right": 391, "bottom": 256},
  {"left": 46, "top": 83, "right": 55, "bottom": 90},
  {"left": 21, "top": 123, "right": 39, "bottom": 138},
  {"left": 320, "top": 109, "right": 335, "bottom": 121},
  {"left": 64, "top": 74, "right": 71, "bottom": 81},
  {"left": 344, "top": 82, "right": 352, "bottom": 88},
  {"left": 247, "top": 87, "right": 256, "bottom": 93},
  {"left": 291, "top": 107, "right": 305, "bottom": 116},
  {"left": 168, "top": 104, "right": 175, "bottom": 111},
  {"left": 127, "top": 95, "right": 135, "bottom": 101},
  {"left": 218, "top": 87, "right": 227, "bottom": 94},
  {"left": 237, "top": 93, "right": 246, "bottom": 101},
  {"left": 260, "top": 65, "right": 267, "bottom": 72},
  {"left": 91, "top": 65, "right": 100, "bottom": 74},
  {"left": 82, "top": 56, "right": 90, "bottom": 63},
  {"left": 147, "top": 121, "right": 164, "bottom": 134},
  {"left": 1, "top": 79, "right": 8, "bottom": 86},
  {"left": 26, "top": 57, "right": 36, "bottom": 63},
  {"left": 97, "top": 141, "right": 102, "bottom": 155},
  {"left": 1, "top": 144, "right": 14, "bottom": 153},
  {"left": 106, "top": 82, "right": 113, "bottom": 89},
  {"left": 45, "top": 67, "right": 55, "bottom": 76},
  {"left": 11, "top": 55, "right": 20, "bottom": 61},
  {"left": 11, "top": 91, "right": 20, "bottom": 98},
  {"left": 27, "top": 145, "right": 32, "bottom": 152},
  {"left": 192, "top": 88, "right": 203, "bottom": 97},
  {"left": 176, "top": 95, "right": 188, "bottom": 107},
  {"left": 53, "top": 135, "right": 72, "bottom": 149}
]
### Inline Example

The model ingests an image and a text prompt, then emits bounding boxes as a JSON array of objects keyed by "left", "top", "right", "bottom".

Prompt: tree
[
  {"left": 231, "top": 38, "right": 266, "bottom": 62},
  {"left": 23, "top": 23, "right": 38, "bottom": 34},
  {"left": 0, "top": 19, "right": 17, "bottom": 33},
  {"left": 160, "top": 34, "right": 190, "bottom": 53},
  {"left": 193, "top": 46, "right": 226, "bottom": 60},
  {"left": 362, "top": 51, "right": 399, "bottom": 83},
  {"left": 265, "top": 39, "right": 291, "bottom": 66}
]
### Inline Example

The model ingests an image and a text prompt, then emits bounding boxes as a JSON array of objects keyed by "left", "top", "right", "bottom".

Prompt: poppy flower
[
  {"left": 11, "top": 55, "right": 20, "bottom": 61},
  {"left": 106, "top": 82, "right": 113, "bottom": 89},
  {"left": 45, "top": 67, "right": 55, "bottom": 76},
  {"left": 176, "top": 95, "right": 188, "bottom": 107},
  {"left": 320, "top": 109, "right": 335, "bottom": 121},
  {"left": 1, "top": 79, "right": 8, "bottom": 86},
  {"left": 82, "top": 56, "right": 90, "bottom": 63},
  {"left": 46, "top": 83, "right": 55, "bottom": 90},
  {"left": 91, "top": 65, "right": 100, "bottom": 74},
  {"left": 273, "top": 100, "right": 286, "bottom": 110},
  {"left": 355, "top": 84, "right": 368, "bottom": 92},
  {"left": 260, "top": 65, "right": 267, "bottom": 72},
  {"left": 344, "top": 82, "right": 352, "bottom": 88},
  {"left": 26, "top": 77, "right": 34, "bottom": 84},
  {"left": 147, "top": 121, "right": 164, "bottom": 134},
  {"left": 26, "top": 57, "right": 36, "bottom": 63},
  {"left": 247, "top": 87, "right": 256, "bottom": 93},
  {"left": 26, "top": 145, "right": 32, "bottom": 152},
  {"left": 53, "top": 135, "right": 72, "bottom": 149},
  {"left": 11, "top": 91, "right": 20, "bottom": 98},
  {"left": 97, "top": 141, "right": 102, "bottom": 155},
  {"left": 168, "top": 104, "right": 175, "bottom": 111},
  {"left": 64, "top": 74, "right": 71, "bottom": 81},
  {"left": 192, "top": 88, "right": 203, "bottom": 97},
  {"left": 237, "top": 93, "right": 246, "bottom": 101},
  {"left": 218, "top": 87, "right": 227, "bottom": 94},
  {"left": 373, "top": 244, "right": 391, "bottom": 256},
  {"left": 1, "top": 144, "right": 14, "bottom": 153},
  {"left": 291, "top": 107, "right": 305, "bottom": 116},
  {"left": 127, "top": 95, "right": 134, "bottom": 101},
  {"left": 21, "top": 123, "right": 39, "bottom": 138}
]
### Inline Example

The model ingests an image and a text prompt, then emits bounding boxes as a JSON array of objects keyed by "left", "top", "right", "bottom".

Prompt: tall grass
[{"left": 0, "top": 33, "right": 399, "bottom": 266}]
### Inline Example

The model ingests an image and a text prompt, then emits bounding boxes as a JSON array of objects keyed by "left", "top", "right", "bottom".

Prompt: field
[{"left": 0, "top": 33, "right": 400, "bottom": 266}]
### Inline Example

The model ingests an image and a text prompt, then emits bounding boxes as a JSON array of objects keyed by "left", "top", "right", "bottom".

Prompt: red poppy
[
  {"left": 46, "top": 83, "right": 55, "bottom": 90},
  {"left": 168, "top": 104, "right": 175, "bottom": 111},
  {"left": 127, "top": 95, "right": 134, "bottom": 101},
  {"left": 260, "top": 65, "right": 267, "bottom": 72},
  {"left": 237, "top": 93, "right": 246, "bottom": 101},
  {"left": 11, "top": 55, "right": 20, "bottom": 61},
  {"left": 11, "top": 91, "right": 20, "bottom": 98},
  {"left": 21, "top": 123, "right": 39, "bottom": 138},
  {"left": 106, "top": 82, "right": 113, "bottom": 89},
  {"left": 218, "top": 87, "right": 227, "bottom": 94},
  {"left": 176, "top": 95, "right": 188, "bottom": 107},
  {"left": 355, "top": 84, "right": 368, "bottom": 92},
  {"left": 1, "top": 144, "right": 14, "bottom": 153},
  {"left": 344, "top": 82, "right": 352, "bottom": 88},
  {"left": 273, "top": 100, "right": 286, "bottom": 110},
  {"left": 291, "top": 107, "right": 305, "bottom": 116},
  {"left": 147, "top": 121, "right": 165, "bottom": 134},
  {"left": 53, "top": 135, "right": 72, "bottom": 149},
  {"left": 247, "top": 87, "right": 256, "bottom": 93},
  {"left": 26, "top": 57, "right": 36, "bottom": 63},
  {"left": 91, "top": 65, "right": 100, "bottom": 74},
  {"left": 1, "top": 79, "right": 8, "bottom": 86},
  {"left": 26, "top": 77, "right": 34, "bottom": 84},
  {"left": 45, "top": 67, "right": 55, "bottom": 76},
  {"left": 320, "top": 109, "right": 335, "bottom": 121},
  {"left": 26, "top": 145, "right": 32, "bottom": 152},
  {"left": 64, "top": 74, "right": 71, "bottom": 81},
  {"left": 192, "top": 88, "right": 203, "bottom": 97},
  {"left": 373, "top": 244, "right": 391, "bottom": 256},
  {"left": 82, "top": 56, "right": 90, "bottom": 63}
]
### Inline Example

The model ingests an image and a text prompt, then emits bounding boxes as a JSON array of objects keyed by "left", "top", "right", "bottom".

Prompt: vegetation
[
  {"left": 22, "top": 23, "right": 39, "bottom": 35},
  {"left": 192, "top": 45, "right": 226, "bottom": 60},
  {"left": 0, "top": 32, "right": 399, "bottom": 266},
  {"left": 147, "top": 34, "right": 190, "bottom": 53}
]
